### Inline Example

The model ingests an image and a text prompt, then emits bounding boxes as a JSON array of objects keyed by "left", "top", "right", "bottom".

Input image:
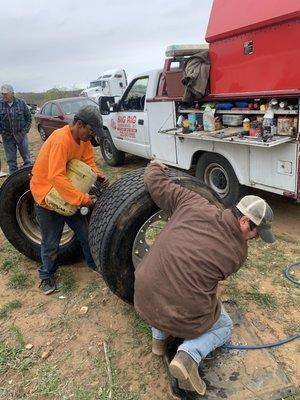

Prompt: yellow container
[{"left": 45, "top": 159, "right": 97, "bottom": 216}]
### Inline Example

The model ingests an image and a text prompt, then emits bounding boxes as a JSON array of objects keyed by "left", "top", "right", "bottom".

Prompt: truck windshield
[{"left": 90, "top": 81, "right": 100, "bottom": 88}]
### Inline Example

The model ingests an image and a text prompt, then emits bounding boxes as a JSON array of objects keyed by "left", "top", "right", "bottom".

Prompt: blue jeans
[
  {"left": 35, "top": 204, "right": 96, "bottom": 280},
  {"left": 2, "top": 133, "right": 31, "bottom": 174},
  {"left": 151, "top": 305, "right": 233, "bottom": 364}
]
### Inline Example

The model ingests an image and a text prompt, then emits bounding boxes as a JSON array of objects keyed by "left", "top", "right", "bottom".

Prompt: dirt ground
[{"left": 0, "top": 124, "right": 299, "bottom": 400}]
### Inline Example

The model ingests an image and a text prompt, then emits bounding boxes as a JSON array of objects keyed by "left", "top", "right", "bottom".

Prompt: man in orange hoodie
[{"left": 30, "top": 106, "right": 107, "bottom": 295}]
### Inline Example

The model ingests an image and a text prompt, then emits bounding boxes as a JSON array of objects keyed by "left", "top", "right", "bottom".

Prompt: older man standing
[{"left": 0, "top": 84, "right": 32, "bottom": 174}]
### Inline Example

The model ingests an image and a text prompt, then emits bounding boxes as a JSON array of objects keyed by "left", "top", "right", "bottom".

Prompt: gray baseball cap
[
  {"left": 1, "top": 84, "right": 14, "bottom": 94},
  {"left": 74, "top": 105, "right": 103, "bottom": 138},
  {"left": 236, "top": 195, "right": 275, "bottom": 243}
]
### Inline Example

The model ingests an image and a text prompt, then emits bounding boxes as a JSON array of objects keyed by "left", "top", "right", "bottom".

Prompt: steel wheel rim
[
  {"left": 39, "top": 127, "right": 47, "bottom": 141},
  {"left": 16, "top": 190, "right": 75, "bottom": 245},
  {"left": 132, "top": 210, "right": 167, "bottom": 269},
  {"left": 103, "top": 138, "right": 113, "bottom": 160},
  {"left": 204, "top": 163, "right": 229, "bottom": 197}
]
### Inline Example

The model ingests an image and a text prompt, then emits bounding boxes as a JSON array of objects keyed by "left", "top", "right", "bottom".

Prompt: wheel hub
[
  {"left": 132, "top": 211, "right": 167, "bottom": 269},
  {"left": 205, "top": 164, "right": 229, "bottom": 197},
  {"left": 16, "top": 190, "right": 75, "bottom": 245}
]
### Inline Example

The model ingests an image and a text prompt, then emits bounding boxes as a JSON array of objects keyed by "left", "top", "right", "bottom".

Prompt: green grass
[
  {"left": 7, "top": 268, "right": 32, "bottom": 289},
  {"left": 0, "top": 325, "right": 33, "bottom": 374},
  {"left": 37, "top": 364, "right": 60, "bottom": 397},
  {"left": 0, "top": 341, "right": 23, "bottom": 373},
  {"left": 123, "top": 306, "right": 151, "bottom": 339},
  {"left": 244, "top": 289, "right": 277, "bottom": 310},
  {"left": 84, "top": 280, "right": 101, "bottom": 296},
  {"left": 74, "top": 385, "right": 102, "bottom": 400},
  {"left": 0, "top": 259, "right": 14, "bottom": 273},
  {"left": 57, "top": 268, "right": 76, "bottom": 294},
  {"left": 284, "top": 322, "right": 300, "bottom": 336},
  {"left": 9, "top": 324, "right": 26, "bottom": 348},
  {"left": 228, "top": 281, "right": 278, "bottom": 311},
  {"left": 0, "top": 299, "right": 22, "bottom": 319}
]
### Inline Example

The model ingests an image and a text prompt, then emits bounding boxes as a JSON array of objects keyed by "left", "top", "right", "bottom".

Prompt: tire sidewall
[
  {"left": 196, "top": 153, "right": 240, "bottom": 207},
  {"left": 100, "top": 129, "right": 125, "bottom": 166},
  {"left": 0, "top": 167, "right": 83, "bottom": 264},
  {"left": 90, "top": 170, "right": 224, "bottom": 303}
]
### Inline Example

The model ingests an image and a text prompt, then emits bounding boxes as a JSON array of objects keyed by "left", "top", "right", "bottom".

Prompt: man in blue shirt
[{"left": 0, "top": 84, "right": 32, "bottom": 174}]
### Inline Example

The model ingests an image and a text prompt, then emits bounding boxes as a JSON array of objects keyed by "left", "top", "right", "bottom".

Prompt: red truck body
[
  {"left": 157, "top": 0, "right": 300, "bottom": 100},
  {"left": 206, "top": 0, "right": 300, "bottom": 98}
]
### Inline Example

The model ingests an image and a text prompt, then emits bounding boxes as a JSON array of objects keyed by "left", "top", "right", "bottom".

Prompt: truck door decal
[{"left": 111, "top": 116, "right": 137, "bottom": 139}]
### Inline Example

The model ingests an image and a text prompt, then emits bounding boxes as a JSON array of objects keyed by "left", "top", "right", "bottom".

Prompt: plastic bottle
[
  {"left": 188, "top": 113, "right": 196, "bottom": 131},
  {"left": 203, "top": 106, "right": 216, "bottom": 132},
  {"left": 243, "top": 118, "right": 250, "bottom": 134},
  {"left": 262, "top": 106, "right": 274, "bottom": 142}
]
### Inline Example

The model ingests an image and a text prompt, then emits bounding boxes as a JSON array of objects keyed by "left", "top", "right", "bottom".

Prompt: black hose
[
  {"left": 223, "top": 334, "right": 300, "bottom": 350},
  {"left": 284, "top": 262, "right": 300, "bottom": 285}
]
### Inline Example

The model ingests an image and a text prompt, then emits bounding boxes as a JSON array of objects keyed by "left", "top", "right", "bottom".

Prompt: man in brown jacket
[{"left": 134, "top": 160, "right": 275, "bottom": 396}]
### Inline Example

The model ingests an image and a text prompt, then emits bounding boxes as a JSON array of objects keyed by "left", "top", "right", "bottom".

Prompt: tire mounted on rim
[
  {"left": 196, "top": 153, "right": 241, "bottom": 207},
  {"left": 89, "top": 167, "right": 224, "bottom": 303},
  {"left": 99, "top": 129, "right": 125, "bottom": 166},
  {"left": 0, "top": 166, "right": 104, "bottom": 264}
]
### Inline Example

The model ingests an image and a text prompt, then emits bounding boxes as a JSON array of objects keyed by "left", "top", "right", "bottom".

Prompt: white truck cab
[{"left": 81, "top": 69, "right": 127, "bottom": 103}]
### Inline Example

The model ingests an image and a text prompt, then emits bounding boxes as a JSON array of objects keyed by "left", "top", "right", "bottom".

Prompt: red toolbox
[{"left": 206, "top": 0, "right": 300, "bottom": 98}]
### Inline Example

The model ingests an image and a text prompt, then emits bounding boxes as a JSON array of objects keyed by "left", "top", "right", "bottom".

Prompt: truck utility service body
[{"left": 99, "top": 0, "right": 300, "bottom": 205}]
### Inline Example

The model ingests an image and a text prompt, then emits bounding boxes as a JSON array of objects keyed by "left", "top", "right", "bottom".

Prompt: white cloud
[{"left": 0, "top": 0, "right": 213, "bottom": 92}]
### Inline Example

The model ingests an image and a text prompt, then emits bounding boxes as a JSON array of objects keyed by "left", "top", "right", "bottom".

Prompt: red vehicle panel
[
  {"left": 206, "top": 0, "right": 300, "bottom": 42},
  {"left": 209, "top": 19, "right": 300, "bottom": 97}
]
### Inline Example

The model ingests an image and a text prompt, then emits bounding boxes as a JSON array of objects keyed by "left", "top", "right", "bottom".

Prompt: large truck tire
[
  {"left": 89, "top": 167, "right": 224, "bottom": 303},
  {"left": 195, "top": 153, "right": 241, "bottom": 207},
  {"left": 0, "top": 166, "right": 105, "bottom": 264},
  {"left": 99, "top": 129, "right": 125, "bottom": 166}
]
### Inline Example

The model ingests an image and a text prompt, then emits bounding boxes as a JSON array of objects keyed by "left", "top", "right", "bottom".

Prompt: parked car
[{"left": 35, "top": 97, "right": 100, "bottom": 145}]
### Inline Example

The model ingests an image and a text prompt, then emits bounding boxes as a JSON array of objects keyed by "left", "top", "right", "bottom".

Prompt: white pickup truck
[{"left": 98, "top": 65, "right": 299, "bottom": 206}]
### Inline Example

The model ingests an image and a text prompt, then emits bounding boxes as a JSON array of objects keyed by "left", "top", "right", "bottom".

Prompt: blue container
[
  {"left": 216, "top": 102, "right": 234, "bottom": 110},
  {"left": 188, "top": 113, "right": 196, "bottom": 131},
  {"left": 235, "top": 101, "right": 249, "bottom": 108}
]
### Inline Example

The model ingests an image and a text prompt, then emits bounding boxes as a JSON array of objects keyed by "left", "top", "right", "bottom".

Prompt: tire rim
[
  {"left": 132, "top": 210, "right": 167, "bottom": 269},
  {"left": 38, "top": 127, "right": 47, "bottom": 141},
  {"left": 16, "top": 190, "right": 75, "bottom": 245},
  {"left": 103, "top": 138, "right": 113, "bottom": 160},
  {"left": 204, "top": 163, "right": 229, "bottom": 197}
]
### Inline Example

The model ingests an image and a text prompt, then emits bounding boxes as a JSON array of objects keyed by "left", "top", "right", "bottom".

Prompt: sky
[{"left": 1, "top": 0, "right": 213, "bottom": 92}]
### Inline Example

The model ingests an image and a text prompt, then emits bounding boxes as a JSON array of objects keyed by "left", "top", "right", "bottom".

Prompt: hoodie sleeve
[{"left": 144, "top": 163, "right": 205, "bottom": 213}]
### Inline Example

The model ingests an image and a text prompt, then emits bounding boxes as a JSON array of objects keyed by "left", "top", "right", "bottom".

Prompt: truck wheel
[
  {"left": 89, "top": 168, "right": 223, "bottom": 303},
  {"left": 0, "top": 166, "right": 105, "bottom": 264},
  {"left": 99, "top": 129, "right": 125, "bottom": 166},
  {"left": 38, "top": 125, "right": 47, "bottom": 141},
  {"left": 195, "top": 153, "right": 240, "bottom": 207}
]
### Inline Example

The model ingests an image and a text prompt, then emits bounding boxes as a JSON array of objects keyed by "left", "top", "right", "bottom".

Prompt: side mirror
[
  {"left": 57, "top": 114, "right": 64, "bottom": 120},
  {"left": 99, "top": 96, "right": 117, "bottom": 115}
]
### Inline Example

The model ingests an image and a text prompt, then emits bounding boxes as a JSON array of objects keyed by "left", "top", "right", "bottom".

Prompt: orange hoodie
[{"left": 30, "top": 125, "right": 102, "bottom": 208}]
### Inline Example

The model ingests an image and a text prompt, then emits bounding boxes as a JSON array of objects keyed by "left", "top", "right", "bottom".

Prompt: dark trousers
[
  {"left": 2, "top": 133, "right": 31, "bottom": 174},
  {"left": 35, "top": 204, "right": 96, "bottom": 280}
]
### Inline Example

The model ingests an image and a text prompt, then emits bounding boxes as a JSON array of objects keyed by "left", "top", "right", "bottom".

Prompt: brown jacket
[
  {"left": 182, "top": 50, "right": 210, "bottom": 103},
  {"left": 134, "top": 164, "right": 248, "bottom": 339}
]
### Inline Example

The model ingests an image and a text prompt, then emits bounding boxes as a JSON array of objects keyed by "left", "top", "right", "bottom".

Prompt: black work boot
[
  {"left": 169, "top": 351, "right": 206, "bottom": 396},
  {"left": 39, "top": 277, "right": 56, "bottom": 295}
]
